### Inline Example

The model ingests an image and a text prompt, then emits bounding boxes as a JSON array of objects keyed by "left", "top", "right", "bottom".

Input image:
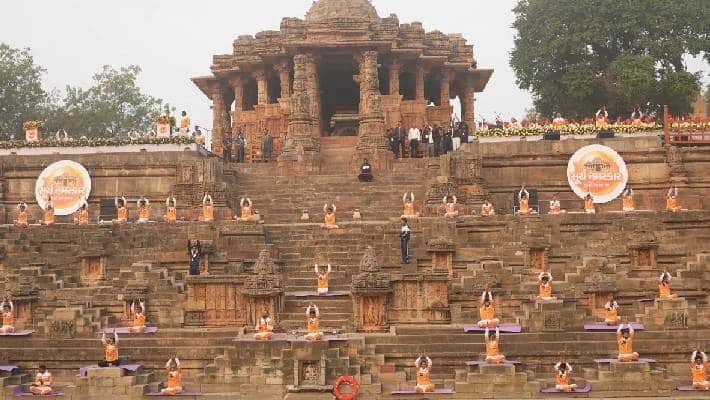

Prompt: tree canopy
[
  {"left": 0, "top": 44, "right": 49, "bottom": 134},
  {"left": 510, "top": 0, "right": 709, "bottom": 118},
  {"left": 0, "top": 43, "right": 164, "bottom": 138}
]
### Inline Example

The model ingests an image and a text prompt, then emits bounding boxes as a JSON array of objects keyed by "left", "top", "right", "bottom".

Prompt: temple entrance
[{"left": 319, "top": 59, "right": 360, "bottom": 136}]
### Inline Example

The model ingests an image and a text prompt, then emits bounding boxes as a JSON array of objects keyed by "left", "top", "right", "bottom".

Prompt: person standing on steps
[
  {"left": 222, "top": 132, "right": 233, "bottom": 163},
  {"left": 235, "top": 130, "right": 246, "bottom": 163},
  {"left": 261, "top": 130, "right": 273, "bottom": 162},
  {"left": 187, "top": 240, "right": 202, "bottom": 276},
  {"left": 408, "top": 125, "right": 421, "bottom": 158},
  {"left": 400, "top": 218, "right": 411, "bottom": 264},
  {"left": 395, "top": 121, "right": 407, "bottom": 159}
]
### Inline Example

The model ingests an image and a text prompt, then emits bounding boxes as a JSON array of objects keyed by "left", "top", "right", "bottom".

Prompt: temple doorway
[{"left": 319, "top": 59, "right": 360, "bottom": 136}]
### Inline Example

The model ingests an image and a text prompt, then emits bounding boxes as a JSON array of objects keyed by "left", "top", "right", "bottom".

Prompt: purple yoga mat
[
  {"left": 144, "top": 392, "right": 203, "bottom": 397},
  {"left": 236, "top": 334, "right": 346, "bottom": 343},
  {"left": 0, "top": 330, "right": 34, "bottom": 336},
  {"left": 80, "top": 364, "right": 141, "bottom": 376},
  {"left": 540, "top": 383, "right": 592, "bottom": 393},
  {"left": 0, "top": 365, "right": 17, "bottom": 372},
  {"left": 12, "top": 385, "right": 64, "bottom": 396},
  {"left": 102, "top": 326, "right": 158, "bottom": 334},
  {"left": 465, "top": 360, "right": 522, "bottom": 366},
  {"left": 584, "top": 323, "right": 644, "bottom": 331},
  {"left": 677, "top": 385, "right": 709, "bottom": 391},
  {"left": 463, "top": 324, "right": 522, "bottom": 333},
  {"left": 390, "top": 388, "right": 455, "bottom": 395},
  {"left": 290, "top": 291, "right": 349, "bottom": 297},
  {"left": 593, "top": 358, "right": 655, "bottom": 364}
]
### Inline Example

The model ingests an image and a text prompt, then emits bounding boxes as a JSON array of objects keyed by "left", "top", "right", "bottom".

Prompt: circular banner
[
  {"left": 567, "top": 144, "right": 628, "bottom": 203},
  {"left": 35, "top": 160, "right": 92, "bottom": 215}
]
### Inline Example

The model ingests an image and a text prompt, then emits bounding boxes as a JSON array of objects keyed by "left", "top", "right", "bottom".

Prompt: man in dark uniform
[{"left": 222, "top": 133, "right": 233, "bottom": 163}]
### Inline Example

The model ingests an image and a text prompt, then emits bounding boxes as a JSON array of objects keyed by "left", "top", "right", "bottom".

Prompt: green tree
[
  {"left": 510, "top": 0, "right": 709, "bottom": 118},
  {"left": 0, "top": 43, "right": 49, "bottom": 134},
  {"left": 657, "top": 70, "right": 702, "bottom": 116},
  {"left": 51, "top": 65, "right": 163, "bottom": 137}
]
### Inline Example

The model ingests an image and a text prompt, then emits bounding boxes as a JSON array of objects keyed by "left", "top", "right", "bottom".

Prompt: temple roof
[{"left": 305, "top": 0, "right": 379, "bottom": 21}]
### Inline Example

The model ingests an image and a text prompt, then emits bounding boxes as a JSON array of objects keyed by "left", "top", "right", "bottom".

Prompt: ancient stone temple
[{"left": 192, "top": 0, "right": 492, "bottom": 166}]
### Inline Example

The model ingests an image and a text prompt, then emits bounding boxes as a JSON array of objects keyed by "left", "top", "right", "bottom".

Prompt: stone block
[
  {"left": 88, "top": 367, "right": 125, "bottom": 378},
  {"left": 53, "top": 308, "right": 80, "bottom": 320},
  {"left": 265, "top": 376, "right": 283, "bottom": 385},
  {"left": 611, "top": 362, "right": 650, "bottom": 374},
  {"left": 479, "top": 364, "right": 515, "bottom": 376}
]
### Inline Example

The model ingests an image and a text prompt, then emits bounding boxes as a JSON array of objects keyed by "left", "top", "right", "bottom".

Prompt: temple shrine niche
[{"left": 192, "top": 0, "right": 492, "bottom": 166}]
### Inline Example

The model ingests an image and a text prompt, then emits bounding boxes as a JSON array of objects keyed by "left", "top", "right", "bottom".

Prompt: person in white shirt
[{"left": 408, "top": 126, "right": 421, "bottom": 158}]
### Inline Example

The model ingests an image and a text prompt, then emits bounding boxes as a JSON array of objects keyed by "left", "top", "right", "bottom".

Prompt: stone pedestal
[
  {"left": 637, "top": 297, "right": 696, "bottom": 329},
  {"left": 73, "top": 367, "right": 148, "bottom": 399},
  {"left": 589, "top": 361, "right": 672, "bottom": 396},
  {"left": 522, "top": 300, "right": 583, "bottom": 332},
  {"left": 425, "top": 237, "right": 455, "bottom": 276},
  {"left": 456, "top": 363, "right": 537, "bottom": 398}
]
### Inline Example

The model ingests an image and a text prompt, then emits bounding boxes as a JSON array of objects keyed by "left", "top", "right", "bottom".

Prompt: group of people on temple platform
[
  {"left": 483, "top": 105, "right": 654, "bottom": 131},
  {"left": 221, "top": 129, "right": 274, "bottom": 163},
  {"left": 388, "top": 121, "right": 470, "bottom": 159}
]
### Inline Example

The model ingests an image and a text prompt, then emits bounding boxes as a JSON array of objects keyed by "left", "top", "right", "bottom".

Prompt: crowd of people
[{"left": 387, "top": 120, "right": 471, "bottom": 159}]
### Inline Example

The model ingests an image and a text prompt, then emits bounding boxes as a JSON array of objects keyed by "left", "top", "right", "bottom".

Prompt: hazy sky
[{"left": 2, "top": 0, "right": 708, "bottom": 130}]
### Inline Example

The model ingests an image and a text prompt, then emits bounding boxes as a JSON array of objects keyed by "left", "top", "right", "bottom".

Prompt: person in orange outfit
[
  {"left": 518, "top": 187, "right": 531, "bottom": 215},
  {"left": 485, "top": 327, "right": 505, "bottom": 364},
  {"left": 690, "top": 351, "right": 709, "bottom": 390},
  {"left": 201, "top": 194, "right": 214, "bottom": 223},
  {"left": 402, "top": 193, "right": 418, "bottom": 219},
  {"left": 477, "top": 291, "right": 499, "bottom": 328},
  {"left": 666, "top": 186, "right": 682, "bottom": 212},
  {"left": 537, "top": 272, "right": 556, "bottom": 302},
  {"left": 443, "top": 195, "right": 458, "bottom": 218},
  {"left": 161, "top": 356, "right": 183, "bottom": 395},
  {"left": 137, "top": 197, "right": 150, "bottom": 224},
  {"left": 554, "top": 362, "right": 578, "bottom": 392},
  {"left": 315, "top": 264, "right": 332, "bottom": 295},
  {"left": 164, "top": 195, "right": 177, "bottom": 224},
  {"left": 481, "top": 199, "right": 495, "bottom": 216},
  {"left": 113, "top": 196, "right": 128, "bottom": 224},
  {"left": 237, "top": 198, "right": 254, "bottom": 222},
  {"left": 658, "top": 272, "right": 678, "bottom": 299},
  {"left": 604, "top": 297, "right": 621, "bottom": 325},
  {"left": 0, "top": 298, "right": 15, "bottom": 334},
  {"left": 322, "top": 204, "right": 338, "bottom": 229},
  {"left": 616, "top": 324, "right": 639, "bottom": 362},
  {"left": 552, "top": 113, "right": 567, "bottom": 128},
  {"left": 584, "top": 192, "right": 595, "bottom": 214},
  {"left": 254, "top": 311, "right": 274, "bottom": 341},
  {"left": 74, "top": 199, "right": 89, "bottom": 225},
  {"left": 414, "top": 356, "right": 435, "bottom": 393},
  {"left": 549, "top": 196, "right": 565, "bottom": 215},
  {"left": 13, "top": 203, "right": 29, "bottom": 227},
  {"left": 29, "top": 365, "right": 53, "bottom": 395},
  {"left": 622, "top": 187, "right": 635, "bottom": 213},
  {"left": 128, "top": 300, "right": 146, "bottom": 333},
  {"left": 100, "top": 332, "right": 120, "bottom": 367},
  {"left": 304, "top": 304, "right": 323, "bottom": 341},
  {"left": 38, "top": 197, "right": 55, "bottom": 225}
]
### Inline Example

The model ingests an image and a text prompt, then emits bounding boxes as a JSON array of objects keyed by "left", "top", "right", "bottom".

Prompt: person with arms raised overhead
[
  {"left": 553, "top": 362, "right": 578, "bottom": 392},
  {"left": 322, "top": 204, "right": 338, "bottom": 229},
  {"left": 485, "top": 327, "right": 505, "bottom": 364},
  {"left": 113, "top": 195, "right": 128, "bottom": 224},
  {"left": 201, "top": 194, "right": 214, "bottom": 223},
  {"left": 74, "top": 198, "right": 89, "bottom": 225},
  {"left": 690, "top": 350, "right": 709, "bottom": 390},
  {"left": 414, "top": 356, "right": 435, "bottom": 393},
  {"left": 477, "top": 290, "right": 499, "bottom": 328},
  {"left": 13, "top": 202, "right": 28, "bottom": 227},
  {"left": 161, "top": 356, "right": 183, "bottom": 395},
  {"left": 0, "top": 297, "right": 15, "bottom": 334},
  {"left": 666, "top": 186, "right": 682, "bottom": 212},
  {"left": 137, "top": 197, "right": 150, "bottom": 224},
  {"left": 401, "top": 193, "right": 418, "bottom": 219},
  {"left": 315, "top": 264, "right": 332, "bottom": 295},
  {"left": 616, "top": 323, "right": 639, "bottom": 362},
  {"left": 304, "top": 304, "right": 323, "bottom": 341},
  {"left": 164, "top": 194, "right": 177, "bottom": 224},
  {"left": 100, "top": 331, "right": 120, "bottom": 367},
  {"left": 128, "top": 299, "right": 146, "bottom": 333},
  {"left": 658, "top": 272, "right": 678, "bottom": 299}
]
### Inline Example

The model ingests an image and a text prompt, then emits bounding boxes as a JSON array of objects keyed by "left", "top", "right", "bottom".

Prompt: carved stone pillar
[
  {"left": 228, "top": 76, "right": 244, "bottom": 133},
  {"left": 416, "top": 63, "right": 426, "bottom": 101},
  {"left": 305, "top": 53, "right": 322, "bottom": 136},
  {"left": 462, "top": 82, "right": 475, "bottom": 131},
  {"left": 440, "top": 69, "right": 452, "bottom": 107},
  {"left": 275, "top": 61, "right": 291, "bottom": 100},
  {"left": 351, "top": 247, "right": 392, "bottom": 332},
  {"left": 426, "top": 237, "right": 455, "bottom": 276},
  {"left": 211, "top": 86, "right": 228, "bottom": 157},
  {"left": 389, "top": 60, "right": 401, "bottom": 97},
  {"left": 243, "top": 249, "right": 284, "bottom": 328},
  {"left": 254, "top": 70, "right": 267, "bottom": 105},
  {"left": 354, "top": 50, "right": 392, "bottom": 171},
  {"left": 278, "top": 54, "right": 321, "bottom": 175}
]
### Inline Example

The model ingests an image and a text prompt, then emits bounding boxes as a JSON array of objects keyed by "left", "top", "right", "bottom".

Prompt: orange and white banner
[
  {"left": 35, "top": 160, "right": 92, "bottom": 215},
  {"left": 567, "top": 144, "right": 628, "bottom": 203}
]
